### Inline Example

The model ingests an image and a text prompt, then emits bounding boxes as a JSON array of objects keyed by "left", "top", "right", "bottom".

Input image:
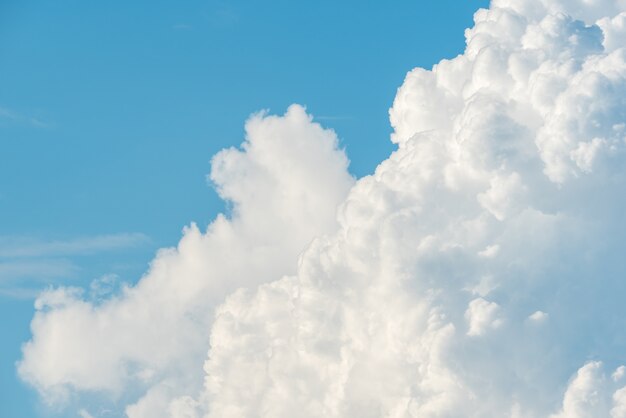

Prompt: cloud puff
[
  {"left": 18, "top": 104, "right": 353, "bottom": 412},
  {"left": 18, "top": 0, "right": 626, "bottom": 417}
]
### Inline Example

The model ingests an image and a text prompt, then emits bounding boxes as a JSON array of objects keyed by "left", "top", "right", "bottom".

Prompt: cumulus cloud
[
  {"left": 465, "top": 297, "right": 503, "bottom": 336},
  {"left": 18, "top": 104, "right": 353, "bottom": 412},
  {"left": 18, "top": 0, "right": 626, "bottom": 417}
]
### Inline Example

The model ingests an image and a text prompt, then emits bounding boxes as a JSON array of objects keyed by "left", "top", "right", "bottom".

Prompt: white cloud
[
  {"left": 78, "top": 409, "right": 94, "bottom": 418},
  {"left": 528, "top": 310, "right": 549, "bottom": 323},
  {"left": 17, "top": 0, "right": 626, "bottom": 417},
  {"left": 465, "top": 297, "right": 503, "bottom": 336},
  {"left": 613, "top": 386, "right": 626, "bottom": 418},
  {"left": 200, "top": 1, "right": 626, "bottom": 416},
  {"left": 550, "top": 362, "right": 611, "bottom": 418},
  {"left": 18, "top": 104, "right": 354, "bottom": 413}
]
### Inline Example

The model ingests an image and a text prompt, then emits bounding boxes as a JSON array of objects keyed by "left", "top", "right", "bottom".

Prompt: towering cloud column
[{"left": 203, "top": 1, "right": 626, "bottom": 417}]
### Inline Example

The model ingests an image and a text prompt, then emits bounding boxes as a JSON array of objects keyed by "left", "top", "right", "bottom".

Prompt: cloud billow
[{"left": 18, "top": 0, "right": 626, "bottom": 417}]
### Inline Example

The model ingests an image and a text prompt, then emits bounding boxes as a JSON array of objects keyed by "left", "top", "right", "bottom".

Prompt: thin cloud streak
[
  {"left": 0, "top": 106, "right": 50, "bottom": 129},
  {"left": 0, "top": 233, "right": 150, "bottom": 297},
  {"left": 0, "top": 259, "right": 78, "bottom": 282},
  {"left": 0, "top": 233, "right": 150, "bottom": 258}
]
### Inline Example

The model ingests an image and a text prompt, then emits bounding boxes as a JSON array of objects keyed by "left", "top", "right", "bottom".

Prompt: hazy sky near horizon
[{"left": 1, "top": 1, "right": 487, "bottom": 416}]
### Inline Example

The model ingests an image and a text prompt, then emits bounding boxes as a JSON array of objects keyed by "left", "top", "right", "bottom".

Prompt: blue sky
[{"left": 1, "top": 1, "right": 488, "bottom": 416}]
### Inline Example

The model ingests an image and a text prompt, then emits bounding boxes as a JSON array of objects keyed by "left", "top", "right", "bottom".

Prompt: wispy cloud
[
  {"left": 0, "top": 106, "right": 50, "bottom": 128},
  {"left": 0, "top": 107, "right": 18, "bottom": 120},
  {"left": 0, "top": 233, "right": 150, "bottom": 258},
  {"left": 0, "top": 259, "right": 78, "bottom": 283},
  {"left": 0, "top": 233, "right": 150, "bottom": 298},
  {"left": 0, "top": 287, "right": 43, "bottom": 300}
]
